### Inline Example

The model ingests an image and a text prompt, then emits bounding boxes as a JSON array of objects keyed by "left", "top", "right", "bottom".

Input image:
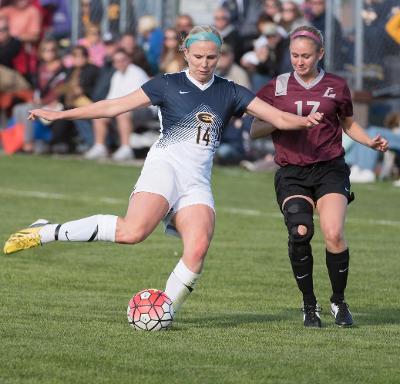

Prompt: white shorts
[{"left": 132, "top": 148, "right": 215, "bottom": 237}]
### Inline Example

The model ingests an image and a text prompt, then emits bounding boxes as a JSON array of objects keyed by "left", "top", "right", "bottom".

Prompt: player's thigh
[
  {"left": 316, "top": 193, "right": 347, "bottom": 239},
  {"left": 275, "top": 166, "right": 314, "bottom": 209},
  {"left": 174, "top": 204, "right": 215, "bottom": 254},
  {"left": 123, "top": 191, "right": 170, "bottom": 236}
]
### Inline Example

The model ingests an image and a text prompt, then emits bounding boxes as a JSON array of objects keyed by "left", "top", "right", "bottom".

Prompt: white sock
[
  {"left": 165, "top": 259, "right": 201, "bottom": 313},
  {"left": 39, "top": 215, "right": 118, "bottom": 243}
]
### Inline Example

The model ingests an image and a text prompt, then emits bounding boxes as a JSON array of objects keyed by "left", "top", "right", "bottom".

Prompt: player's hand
[
  {"left": 369, "top": 134, "right": 389, "bottom": 152},
  {"left": 28, "top": 109, "right": 61, "bottom": 122},
  {"left": 305, "top": 112, "right": 324, "bottom": 127}
]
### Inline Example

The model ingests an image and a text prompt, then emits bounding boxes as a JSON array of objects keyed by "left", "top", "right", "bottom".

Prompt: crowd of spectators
[{"left": 0, "top": 0, "right": 399, "bottom": 183}]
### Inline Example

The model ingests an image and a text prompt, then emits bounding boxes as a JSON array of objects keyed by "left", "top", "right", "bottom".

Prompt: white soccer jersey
[
  {"left": 141, "top": 69, "right": 255, "bottom": 180},
  {"left": 134, "top": 70, "right": 255, "bottom": 236}
]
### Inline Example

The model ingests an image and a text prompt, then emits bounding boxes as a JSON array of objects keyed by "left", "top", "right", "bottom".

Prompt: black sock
[
  {"left": 289, "top": 242, "right": 316, "bottom": 306},
  {"left": 326, "top": 248, "right": 350, "bottom": 303}
]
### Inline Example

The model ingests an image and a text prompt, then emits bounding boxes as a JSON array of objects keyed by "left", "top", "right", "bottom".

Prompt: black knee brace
[{"left": 283, "top": 197, "right": 314, "bottom": 255}]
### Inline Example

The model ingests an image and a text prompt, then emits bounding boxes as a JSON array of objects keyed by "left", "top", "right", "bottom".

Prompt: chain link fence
[
  {"left": 325, "top": 0, "right": 400, "bottom": 97},
  {"left": 69, "top": 0, "right": 398, "bottom": 97},
  {"left": 69, "top": 0, "right": 178, "bottom": 43}
]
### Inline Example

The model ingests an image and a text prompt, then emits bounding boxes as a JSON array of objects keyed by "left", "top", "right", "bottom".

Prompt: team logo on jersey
[
  {"left": 196, "top": 112, "right": 214, "bottom": 124},
  {"left": 323, "top": 87, "right": 336, "bottom": 98}
]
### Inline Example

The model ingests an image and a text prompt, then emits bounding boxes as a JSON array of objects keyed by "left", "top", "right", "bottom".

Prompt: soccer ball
[{"left": 127, "top": 289, "right": 174, "bottom": 331}]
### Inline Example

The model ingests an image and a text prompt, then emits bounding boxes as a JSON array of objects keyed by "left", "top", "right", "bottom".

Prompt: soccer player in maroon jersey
[{"left": 251, "top": 25, "right": 388, "bottom": 327}]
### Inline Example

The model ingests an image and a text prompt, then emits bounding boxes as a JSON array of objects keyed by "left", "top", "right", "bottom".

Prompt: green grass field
[{"left": 1, "top": 155, "right": 399, "bottom": 384}]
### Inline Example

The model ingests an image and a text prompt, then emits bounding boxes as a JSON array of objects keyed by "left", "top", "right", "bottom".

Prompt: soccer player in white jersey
[{"left": 4, "top": 25, "right": 322, "bottom": 314}]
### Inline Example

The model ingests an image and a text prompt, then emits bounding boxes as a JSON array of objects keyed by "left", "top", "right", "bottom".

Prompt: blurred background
[{"left": 0, "top": 0, "right": 399, "bottom": 182}]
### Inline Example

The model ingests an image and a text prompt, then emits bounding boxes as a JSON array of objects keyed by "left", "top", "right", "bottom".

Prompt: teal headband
[{"left": 185, "top": 31, "right": 222, "bottom": 48}]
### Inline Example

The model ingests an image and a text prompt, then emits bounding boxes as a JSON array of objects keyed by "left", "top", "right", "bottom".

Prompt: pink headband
[{"left": 291, "top": 30, "right": 322, "bottom": 45}]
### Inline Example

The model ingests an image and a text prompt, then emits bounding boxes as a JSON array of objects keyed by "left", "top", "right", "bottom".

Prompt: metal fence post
[
  {"left": 324, "top": 0, "right": 333, "bottom": 72},
  {"left": 101, "top": 0, "right": 110, "bottom": 36},
  {"left": 119, "top": 0, "right": 127, "bottom": 33},
  {"left": 354, "top": 0, "right": 364, "bottom": 91},
  {"left": 71, "top": 0, "right": 79, "bottom": 45}
]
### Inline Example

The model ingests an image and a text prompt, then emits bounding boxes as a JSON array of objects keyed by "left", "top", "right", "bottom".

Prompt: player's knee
[
  {"left": 116, "top": 221, "right": 149, "bottom": 244},
  {"left": 283, "top": 198, "right": 314, "bottom": 244},
  {"left": 117, "top": 231, "right": 146, "bottom": 244},
  {"left": 323, "top": 227, "right": 345, "bottom": 249}
]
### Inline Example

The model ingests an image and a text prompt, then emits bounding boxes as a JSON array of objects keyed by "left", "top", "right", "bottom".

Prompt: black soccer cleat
[
  {"left": 330, "top": 301, "right": 353, "bottom": 327},
  {"left": 302, "top": 303, "right": 322, "bottom": 328}
]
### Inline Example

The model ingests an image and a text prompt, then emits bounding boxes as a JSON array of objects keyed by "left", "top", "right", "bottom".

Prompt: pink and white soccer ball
[{"left": 127, "top": 289, "right": 174, "bottom": 331}]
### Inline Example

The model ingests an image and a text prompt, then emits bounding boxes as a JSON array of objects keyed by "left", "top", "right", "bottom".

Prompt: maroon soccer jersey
[{"left": 256, "top": 70, "right": 353, "bottom": 166}]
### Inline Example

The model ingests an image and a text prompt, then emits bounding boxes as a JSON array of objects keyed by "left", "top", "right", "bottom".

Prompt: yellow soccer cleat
[{"left": 4, "top": 219, "right": 48, "bottom": 255}]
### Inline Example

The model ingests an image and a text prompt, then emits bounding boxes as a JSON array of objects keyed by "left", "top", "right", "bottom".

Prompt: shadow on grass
[
  {"left": 354, "top": 307, "right": 400, "bottom": 326},
  {"left": 178, "top": 310, "right": 295, "bottom": 329},
  {"left": 176, "top": 306, "right": 400, "bottom": 330}
]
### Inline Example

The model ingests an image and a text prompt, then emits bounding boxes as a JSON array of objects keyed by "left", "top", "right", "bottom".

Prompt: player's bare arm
[
  {"left": 28, "top": 88, "right": 152, "bottom": 122},
  {"left": 341, "top": 116, "right": 389, "bottom": 152},
  {"left": 246, "top": 97, "right": 323, "bottom": 131},
  {"left": 250, "top": 118, "right": 276, "bottom": 138}
]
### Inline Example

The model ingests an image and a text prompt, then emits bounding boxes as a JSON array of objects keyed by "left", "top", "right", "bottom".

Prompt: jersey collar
[
  {"left": 294, "top": 68, "right": 325, "bottom": 90},
  {"left": 184, "top": 69, "right": 215, "bottom": 91}
]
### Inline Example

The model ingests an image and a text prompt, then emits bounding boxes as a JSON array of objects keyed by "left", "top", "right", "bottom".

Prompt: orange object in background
[{"left": 0, "top": 121, "right": 25, "bottom": 154}]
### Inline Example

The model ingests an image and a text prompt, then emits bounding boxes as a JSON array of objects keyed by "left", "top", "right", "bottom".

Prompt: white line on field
[
  {"left": 0, "top": 187, "right": 399, "bottom": 227},
  {"left": 0, "top": 187, "right": 126, "bottom": 205}
]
